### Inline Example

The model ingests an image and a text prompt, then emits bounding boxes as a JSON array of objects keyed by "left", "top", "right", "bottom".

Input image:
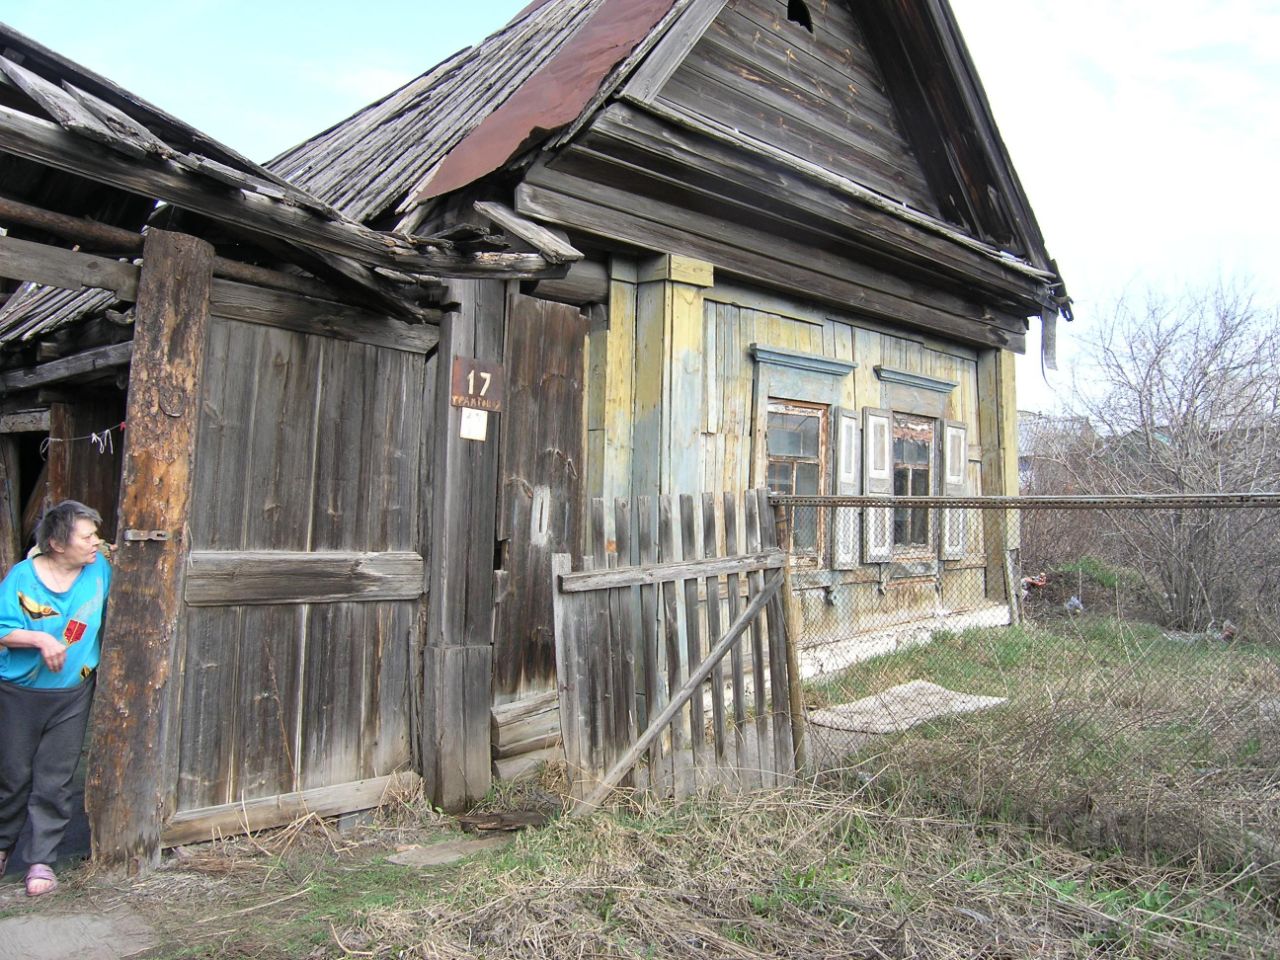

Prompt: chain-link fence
[{"left": 774, "top": 495, "right": 1280, "bottom": 870}]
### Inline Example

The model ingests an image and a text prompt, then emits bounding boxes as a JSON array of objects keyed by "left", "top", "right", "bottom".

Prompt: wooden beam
[
  {"left": 0, "top": 409, "right": 50, "bottom": 433},
  {"left": 516, "top": 178, "right": 1024, "bottom": 352},
  {"left": 210, "top": 279, "right": 439, "bottom": 355},
  {"left": 86, "top": 229, "right": 212, "bottom": 874},
  {"left": 0, "top": 437, "right": 20, "bottom": 572},
  {"left": 583, "top": 103, "right": 1049, "bottom": 302},
  {"left": 521, "top": 259, "right": 610, "bottom": 306},
  {"left": 0, "top": 234, "right": 139, "bottom": 298},
  {"left": 420, "top": 279, "right": 506, "bottom": 810},
  {"left": 621, "top": 0, "right": 728, "bottom": 103},
  {"left": 0, "top": 55, "right": 136, "bottom": 157},
  {"left": 0, "top": 193, "right": 144, "bottom": 252},
  {"left": 160, "top": 772, "right": 420, "bottom": 847},
  {"left": 0, "top": 102, "right": 568, "bottom": 282},
  {"left": 473, "top": 201, "right": 583, "bottom": 265},
  {"left": 0, "top": 341, "right": 132, "bottom": 392},
  {"left": 559, "top": 549, "right": 785, "bottom": 592},
  {"left": 184, "top": 550, "right": 425, "bottom": 606},
  {"left": 0, "top": 194, "right": 399, "bottom": 304}
]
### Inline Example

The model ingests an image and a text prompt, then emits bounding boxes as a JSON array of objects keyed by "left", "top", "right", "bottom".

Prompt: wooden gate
[
  {"left": 161, "top": 278, "right": 434, "bottom": 843},
  {"left": 553, "top": 489, "right": 805, "bottom": 805}
]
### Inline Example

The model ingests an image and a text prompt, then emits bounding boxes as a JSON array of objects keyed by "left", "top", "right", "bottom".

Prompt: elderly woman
[{"left": 0, "top": 501, "right": 111, "bottom": 897}]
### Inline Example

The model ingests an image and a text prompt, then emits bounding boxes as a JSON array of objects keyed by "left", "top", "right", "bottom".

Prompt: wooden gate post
[
  {"left": 421, "top": 279, "right": 504, "bottom": 810},
  {"left": 86, "top": 229, "right": 212, "bottom": 872}
]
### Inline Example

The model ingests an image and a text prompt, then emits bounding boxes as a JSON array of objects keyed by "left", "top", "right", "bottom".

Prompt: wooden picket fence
[{"left": 552, "top": 489, "right": 806, "bottom": 809}]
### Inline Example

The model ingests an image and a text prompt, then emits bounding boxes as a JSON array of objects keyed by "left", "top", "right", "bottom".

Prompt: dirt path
[{"left": 0, "top": 904, "right": 157, "bottom": 960}]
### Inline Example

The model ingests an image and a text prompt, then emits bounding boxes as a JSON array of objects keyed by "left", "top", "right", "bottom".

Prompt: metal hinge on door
[{"left": 122, "top": 529, "right": 174, "bottom": 542}]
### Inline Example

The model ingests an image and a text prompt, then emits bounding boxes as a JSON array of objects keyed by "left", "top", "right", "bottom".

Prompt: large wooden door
[
  {"left": 493, "top": 293, "right": 587, "bottom": 703},
  {"left": 162, "top": 281, "right": 436, "bottom": 842}
]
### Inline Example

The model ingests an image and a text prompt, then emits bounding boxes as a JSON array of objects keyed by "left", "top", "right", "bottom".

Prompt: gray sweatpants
[{"left": 0, "top": 676, "right": 94, "bottom": 867}]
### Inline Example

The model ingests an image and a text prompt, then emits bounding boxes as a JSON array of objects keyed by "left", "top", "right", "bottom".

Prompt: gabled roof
[{"left": 272, "top": 0, "right": 1065, "bottom": 307}]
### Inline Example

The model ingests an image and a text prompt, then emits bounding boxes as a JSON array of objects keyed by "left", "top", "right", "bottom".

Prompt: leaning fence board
[
  {"left": 743, "top": 492, "right": 774, "bottom": 786},
  {"left": 553, "top": 490, "right": 800, "bottom": 806},
  {"left": 558, "top": 550, "right": 785, "bottom": 591},
  {"left": 162, "top": 772, "right": 419, "bottom": 847},
  {"left": 679, "top": 495, "right": 706, "bottom": 783},
  {"left": 702, "top": 492, "right": 727, "bottom": 761}
]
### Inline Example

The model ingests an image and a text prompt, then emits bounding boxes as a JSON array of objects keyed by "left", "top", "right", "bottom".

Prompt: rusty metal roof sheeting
[
  {"left": 269, "top": 0, "right": 615, "bottom": 225},
  {"left": 412, "top": 0, "right": 680, "bottom": 205}
]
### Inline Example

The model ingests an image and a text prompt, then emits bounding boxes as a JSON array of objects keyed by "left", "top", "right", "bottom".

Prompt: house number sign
[{"left": 450, "top": 357, "right": 504, "bottom": 412}]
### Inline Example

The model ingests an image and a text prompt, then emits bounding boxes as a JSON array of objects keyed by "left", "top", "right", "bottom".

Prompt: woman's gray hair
[{"left": 36, "top": 500, "right": 102, "bottom": 554}]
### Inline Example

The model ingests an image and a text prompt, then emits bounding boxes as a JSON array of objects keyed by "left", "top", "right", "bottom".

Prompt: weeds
[{"left": 806, "top": 617, "right": 1280, "bottom": 900}]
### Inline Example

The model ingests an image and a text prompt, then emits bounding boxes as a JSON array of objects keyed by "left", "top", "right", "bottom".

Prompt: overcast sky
[{"left": 5, "top": 1, "right": 1276, "bottom": 412}]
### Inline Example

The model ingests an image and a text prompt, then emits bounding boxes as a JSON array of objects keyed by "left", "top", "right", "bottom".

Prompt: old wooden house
[
  {"left": 272, "top": 0, "right": 1068, "bottom": 796},
  {"left": 0, "top": 0, "right": 1067, "bottom": 863}
]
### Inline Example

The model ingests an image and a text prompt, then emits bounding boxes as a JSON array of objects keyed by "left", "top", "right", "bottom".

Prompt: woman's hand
[
  {"left": 37, "top": 632, "right": 66, "bottom": 672},
  {"left": 1, "top": 628, "right": 69, "bottom": 672}
]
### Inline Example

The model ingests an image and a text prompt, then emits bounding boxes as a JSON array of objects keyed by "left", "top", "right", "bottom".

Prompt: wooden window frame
[
  {"left": 765, "top": 398, "right": 829, "bottom": 563},
  {"left": 891, "top": 412, "right": 936, "bottom": 559}
]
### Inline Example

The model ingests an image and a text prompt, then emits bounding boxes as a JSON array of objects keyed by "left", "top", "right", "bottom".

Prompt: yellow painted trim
[{"left": 637, "top": 253, "right": 715, "bottom": 287}]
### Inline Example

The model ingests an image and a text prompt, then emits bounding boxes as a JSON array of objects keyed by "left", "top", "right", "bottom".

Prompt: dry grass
[
  {"left": 337, "top": 785, "right": 1278, "bottom": 959},
  {"left": 805, "top": 618, "right": 1280, "bottom": 892},
  {"left": 29, "top": 618, "right": 1280, "bottom": 959}
]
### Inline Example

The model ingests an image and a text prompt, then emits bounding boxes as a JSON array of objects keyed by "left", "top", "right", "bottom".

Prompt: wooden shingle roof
[{"left": 270, "top": 0, "right": 614, "bottom": 226}]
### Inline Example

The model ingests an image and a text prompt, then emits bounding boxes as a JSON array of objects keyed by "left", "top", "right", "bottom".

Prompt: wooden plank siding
[
  {"left": 492, "top": 293, "right": 588, "bottom": 702},
  {"left": 169, "top": 287, "right": 428, "bottom": 823},
  {"left": 577, "top": 270, "right": 999, "bottom": 658},
  {"left": 655, "top": 0, "right": 939, "bottom": 214}
]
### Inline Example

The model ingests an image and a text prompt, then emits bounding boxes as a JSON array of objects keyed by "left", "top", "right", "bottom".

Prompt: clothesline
[{"left": 39, "top": 421, "right": 126, "bottom": 458}]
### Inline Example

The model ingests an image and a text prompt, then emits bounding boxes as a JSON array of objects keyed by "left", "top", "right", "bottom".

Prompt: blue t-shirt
[{"left": 0, "top": 552, "right": 111, "bottom": 688}]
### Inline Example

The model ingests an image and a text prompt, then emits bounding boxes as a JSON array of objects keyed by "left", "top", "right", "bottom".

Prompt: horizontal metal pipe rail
[{"left": 770, "top": 493, "right": 1280, "bottom": 510}]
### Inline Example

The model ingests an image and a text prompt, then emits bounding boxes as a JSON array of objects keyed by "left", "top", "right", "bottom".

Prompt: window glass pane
[
  {"left": 909, "top": 505, "right": 929, "bottom": 545},
  {"left": 795, "top": 461, "right": 820, "bottom": 495},
  {"left": 795, "top": 415, "right": 820, "bottom": 457},
  {"left": 892, "top": 414, "right": 934, "bottom": 549},
  {"left": 893, "top": 507, "right": 909, "bottom": 544},
  {"left": 893, "top": 467, "right": 909, "bottom": 496},
  {"left": 910, "top": 468, "right": 930, "bottom": 496},
  {"left": 767, "top": 416, "right": 803, "bottom": 457},
  {"left": 766, "top": 411, "right": 821, "bottom": 458},
  {"left": 793, "top": 509, "right": 817, "bottom": 552},
  {"left": 893, "top": 415, "right": 933, "bottom": 465},
  {"left": 767, "top": 460, "right": 794, "bottom": 494}
]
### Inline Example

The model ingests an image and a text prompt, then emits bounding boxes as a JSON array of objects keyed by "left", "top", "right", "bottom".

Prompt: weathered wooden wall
[
  {"left": 170, "top": 283, "right": 431, "bottom": 822},
  {"left": 493, "top": 293, "right": 587, "bottom": 702},
  {"left": 46, "top": 397, "right": 125, "bottom": 542},
  {"left": 660, "top": 0, "right": 938, "bottom": 213},
  {"left": 581, "top": 267, "right": 1004, "bottom": 649}
]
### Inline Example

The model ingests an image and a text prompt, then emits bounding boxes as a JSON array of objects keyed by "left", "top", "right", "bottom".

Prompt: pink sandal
[{"left": 24, "top": 864, "right": 57, "bottom": 897}]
